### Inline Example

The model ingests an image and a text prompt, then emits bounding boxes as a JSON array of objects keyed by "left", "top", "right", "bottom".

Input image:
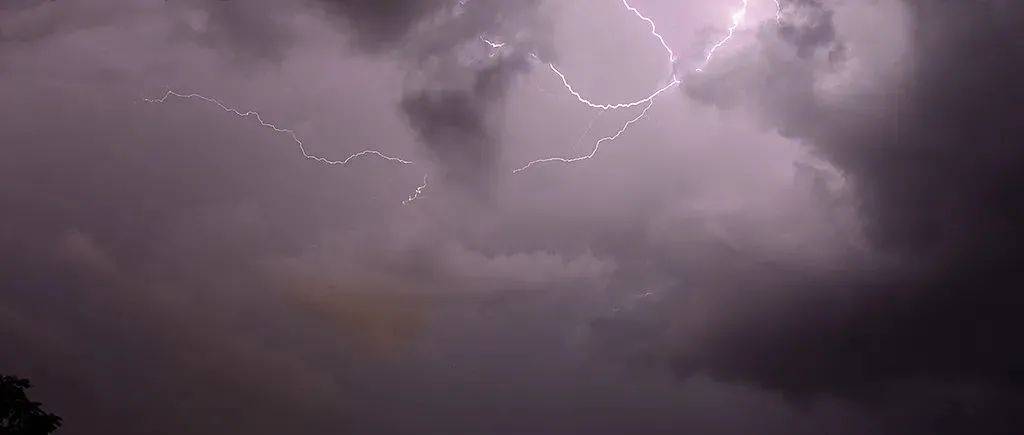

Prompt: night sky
[{"left": 2, "top": 0, "right": 1022, "bottom": 434}]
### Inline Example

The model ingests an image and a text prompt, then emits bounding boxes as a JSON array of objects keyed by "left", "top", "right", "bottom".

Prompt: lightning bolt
[
  {"left": 144, "top": 90, "right": 414, "bottom": 167},
  {"left": 512, "top": 100, "right": 654, "bottom": 173},
  {"left": 402, "top": 175, "right": 429, "bottom": 205},
  {"left": 544, "top": 63, "right": 680, "bottom": 110},
  {"left": 696, "top": 0, "right": 749, "bottom": 72},
  {"left": 480, "top": 36, "right": 505, "bottom": 49},
  {"left": 540, "top": 0, "right": 681, "bottom": 112},
  {"left": 513, "top": 0, "right": 762, "bottom": 173}
]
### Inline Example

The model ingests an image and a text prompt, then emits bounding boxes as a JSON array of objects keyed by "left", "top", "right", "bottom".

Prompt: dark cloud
[
  {"left": 189, "top": 0, "right": 294, "bottom": 62},
  {"left": 402, "top": 54, "right": 532, "bottom": 194},
  {"left": 197, "top": 0, "right": 552, "bottom": 194},
  {"left": 315, "top": 0, "right": 449, "bottom": 52},
  {"left": 663, "top": 0, "right": 1024, "bottom": 429},
  {"left": 390, "top": 0, "right": 547, "bottom": 194}
]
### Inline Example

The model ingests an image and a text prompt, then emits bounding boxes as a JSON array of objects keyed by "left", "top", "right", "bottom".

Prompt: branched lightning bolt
[
  {"left": 512, "top": 0, "right": 678, "bottom": 173},
  {"left": 541, "top": 0, "right": 681, "bottom": 112},
  {"left": 143, "top": 0, "right": 781, "bottom": 204},
  {"left": 144, "top": 90, "right": 414, "bottom": 167},
  {"left": 513, "top": 0, "right": 763, "bottom": 173}
]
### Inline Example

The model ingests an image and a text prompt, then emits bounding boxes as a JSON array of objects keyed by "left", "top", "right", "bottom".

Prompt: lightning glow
[{"left": 144, "top": 90, "right": 414, "bottom": 167}]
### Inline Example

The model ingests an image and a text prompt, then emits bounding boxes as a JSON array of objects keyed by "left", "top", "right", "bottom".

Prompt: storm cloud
[{"left": 2, "top": 0, "right": 1023, "bottom": 434}]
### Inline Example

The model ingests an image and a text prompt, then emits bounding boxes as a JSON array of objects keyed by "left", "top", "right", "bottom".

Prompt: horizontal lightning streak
[
  {"left": 144, "top": 90, "right": 414, "bottom": 167},
  {"left": 546, "top": 64, "right": 680, "bottom": 110}
]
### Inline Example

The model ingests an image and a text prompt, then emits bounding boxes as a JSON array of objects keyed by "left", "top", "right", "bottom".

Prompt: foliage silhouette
[{"left": 0, "top": 376, "right": 61, "bottom": 435}]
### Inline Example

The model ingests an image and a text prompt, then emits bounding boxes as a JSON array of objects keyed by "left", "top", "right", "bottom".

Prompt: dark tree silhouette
[{"left": 0, "top": 376, "right": 61, "bottom": 435}]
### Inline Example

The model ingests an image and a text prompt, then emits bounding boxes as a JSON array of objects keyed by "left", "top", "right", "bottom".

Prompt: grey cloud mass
[{"left": 2, "top": 0, "right": 1023, "bottom": 434}]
